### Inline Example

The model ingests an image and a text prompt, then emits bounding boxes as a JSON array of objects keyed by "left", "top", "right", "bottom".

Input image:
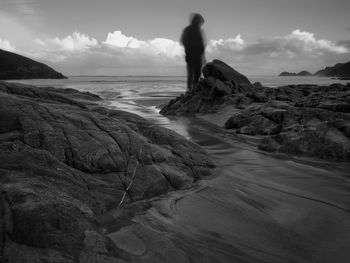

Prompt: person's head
[{"left": 189, "top": 13, "right": 204, "bottom": 27}]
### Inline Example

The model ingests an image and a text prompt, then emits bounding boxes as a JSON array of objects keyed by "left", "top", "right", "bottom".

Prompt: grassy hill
[{"left": 0, "top": 49, "right": 67, "bottom": 80}]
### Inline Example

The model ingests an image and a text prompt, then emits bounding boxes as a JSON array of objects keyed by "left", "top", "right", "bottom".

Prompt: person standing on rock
[{"left": 181, "top": 13, "right": 206, "bottom": 92}]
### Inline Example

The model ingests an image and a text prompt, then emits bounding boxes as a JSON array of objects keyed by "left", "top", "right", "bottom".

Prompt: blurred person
[{"left": 180, "top": 13, "right": 206, "bottom": 92}]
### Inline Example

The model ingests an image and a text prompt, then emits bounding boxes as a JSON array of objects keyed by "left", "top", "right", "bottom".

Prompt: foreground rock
[
  {"left": 0, "top": 49, "right": 67, "bottom": 80},
  {"left": 0, "top": 81, "right": 214, "bottom": 262},
  {"left": 161, "top": 60, "right": 350, "bottom": 161}
]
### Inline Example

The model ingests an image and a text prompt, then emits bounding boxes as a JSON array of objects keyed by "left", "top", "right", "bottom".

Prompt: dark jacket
[
  {"left": 181, "top": 26, "right": 205, "bottom": 57},
  {"left": 180, "top": 14, "right": 205, "bottom": 63}
]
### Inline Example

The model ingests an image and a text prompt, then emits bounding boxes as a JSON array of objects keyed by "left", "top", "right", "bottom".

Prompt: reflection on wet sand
[{"left": 99, "top": 97, "right": 350, "bottom": 263}]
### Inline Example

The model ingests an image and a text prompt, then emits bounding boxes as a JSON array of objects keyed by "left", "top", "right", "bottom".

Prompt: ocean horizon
[{"left": 8, "top": 74, "right": 350, "bottom": 88}]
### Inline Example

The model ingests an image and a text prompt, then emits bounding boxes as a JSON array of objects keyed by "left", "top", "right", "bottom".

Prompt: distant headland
[
  {"left": 279, "top": 61, "right": 350, "bottom": 80},
  {"left": 0, "top": 49, "right": 67, "bottom": 80}
]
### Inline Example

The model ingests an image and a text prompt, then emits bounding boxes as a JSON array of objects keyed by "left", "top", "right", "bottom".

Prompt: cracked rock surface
[{"left": 0, "top": 81, "right": 214, "bottom": 262}]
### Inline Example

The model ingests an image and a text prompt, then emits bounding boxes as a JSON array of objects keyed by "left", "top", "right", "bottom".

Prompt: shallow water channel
[{"left": 99, "top": 93, "right": 350, "bottom": 263}]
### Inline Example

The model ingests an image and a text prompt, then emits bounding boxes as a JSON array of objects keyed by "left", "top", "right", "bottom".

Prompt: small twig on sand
[{"left": 117, "top": 147, "right": 143, "bottom": 208}]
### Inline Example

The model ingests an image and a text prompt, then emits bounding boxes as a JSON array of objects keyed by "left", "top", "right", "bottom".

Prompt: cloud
[
  {"left": 0, "top": 38, "right": 16, "bottom": 52},
  {"left": 103, "top": 31, "right": 183, "bottom": 58},
  {"left": 31, "top": 31, "right": 185, "bottom": 75},
  {"left": 284, "top": 29, "right": 348, "bottom": 54},
  {"left": 17, "top": 29, "right": 350, "bottom": 75},
  {"left": 337, "top": 40, "right": 350, "bottom": 49},
  {"left": 36, "top": 32, "right": 98, "bottom": 52},
  {"left": 148, "top": 38, "right": 183, "bottom": 57},
  {"left": 240, "top": 29, "right": 348, "bottom": 57},
  {"left": 103, "top": 31, "right": 144, "bottom": 48},
  {"left": 205, "top": 29, "right": 349, "bottom": 74},
  {"left": 32, "top": 32, "right": 99, "bottom": 62},
  {"left": 208, "top": 35, "right": 245, "bottom": 52},
  {"left": 27, "top": 31, "right": 182, "bottom": 75}
]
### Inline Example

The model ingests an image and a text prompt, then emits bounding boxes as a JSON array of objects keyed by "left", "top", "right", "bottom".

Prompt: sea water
[
  {"left": 8, "top": 75, "right": 349, "bottom": 96},
  {"left": 7, "top": 75, "right": 349, "bottom": 130}
]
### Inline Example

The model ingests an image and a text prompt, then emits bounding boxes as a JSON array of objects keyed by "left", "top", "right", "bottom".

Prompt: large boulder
[
  {"left": 161, "top": 61, "right": 255, "bottom": 116},
  {"left": 202, "top": 77, "right": 232, "bottom": 95},
  {"left": 0, "top": 81, "right": 214, "bottom": 261},
  {"left": 202, "top": 59, "right": 251, "bottom": 86}
]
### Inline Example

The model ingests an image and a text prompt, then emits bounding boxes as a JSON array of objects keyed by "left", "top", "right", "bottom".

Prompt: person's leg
[
  {"left": 193, "top": 56, "right": 202, "bottom": 85},
  {"left": 187, "top": 62, "right": 194, "bottom": 92}
]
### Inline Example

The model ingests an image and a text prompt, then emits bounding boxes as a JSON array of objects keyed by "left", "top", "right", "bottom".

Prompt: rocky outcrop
[
  {"left": 0, "top": 49, "right": 67, "bottom": 80},
  {"left": 279, "top": 71, "right": 312, "bottom": 76},
  {"left": 0, "top": 81, "right": 214, "bottom": 262},
  {"left": 161, "top": 60, "right": 257, "bottom": 115},
  {"left": 202, "top": 59, "right": 252, "bottom": 85},
  {"left": 161, "top": 60, "right": 350, "bottom": 161}
]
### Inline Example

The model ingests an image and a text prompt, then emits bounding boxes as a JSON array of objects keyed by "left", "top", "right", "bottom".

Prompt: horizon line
[{"left": 67, "top": 74, "right": 286, "bottom": 77}]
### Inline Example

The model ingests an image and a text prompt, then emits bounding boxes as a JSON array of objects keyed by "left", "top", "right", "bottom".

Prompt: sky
[{"left": 0, "top": 0, "right": 350, "bottom": 76}]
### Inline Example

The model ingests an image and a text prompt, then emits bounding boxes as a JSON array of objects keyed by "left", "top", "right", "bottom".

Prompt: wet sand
[{"left": 99, "top": 94, "right": 350, "bottom": 263}]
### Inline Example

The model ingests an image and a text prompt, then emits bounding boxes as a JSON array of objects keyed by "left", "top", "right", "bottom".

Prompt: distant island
[
  {"left": 279, "top": 70, "right": 312, "bottom": 76},
  {"left": 279, "top": 61, "right": 350, "bottom": 79},
  {"left": 0, "top": 49, "right": 67, "bottom": 80}
]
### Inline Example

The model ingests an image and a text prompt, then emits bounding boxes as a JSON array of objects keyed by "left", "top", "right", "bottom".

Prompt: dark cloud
[{"left": 337, "top": 39, "right": 350, "bottom": 49}]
